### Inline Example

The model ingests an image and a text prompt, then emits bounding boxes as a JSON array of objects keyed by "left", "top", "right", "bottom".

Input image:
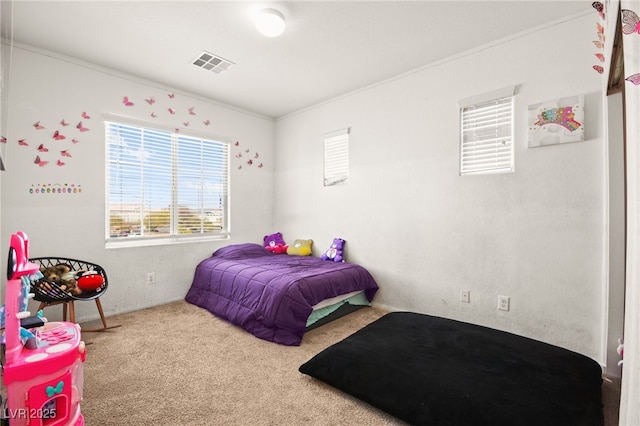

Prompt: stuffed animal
[
  {"left": 321, "top": 238, "right": 345, "bottom": 262},
  {"left": 264, "top": 232, "right": 288, "bottom": 254},
  {"left": 40, "top": 263, "right": 83, "bottom": 296}
]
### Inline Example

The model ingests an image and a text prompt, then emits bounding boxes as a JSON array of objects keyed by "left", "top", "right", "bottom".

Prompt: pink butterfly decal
[
  {"left": 37, "top": 144, "right": 49, "bottom": 152},
  {"left": 81, "top": 111, "right": 91, "bottom": 119},
  {"left": 597, "top": 22, "right": 604, "bottom": 35},
  {"left": 151, "top": 112, "right": 157, "bottom": 118},
  {"left": 123, "top": 96, "right": 134, "bottom": 106},
  {"left": 53, "top": 130, "right": 66, "bottom": 140},
  {"left": 18, "top": 139, "right": 29, "bottom": 146},
  {"left": 593, "top": 65, "right": 604, "bottom": 74},
  {"left": 145, "top": 97, "right": 156, "bottom": 105},
  {"left": 592, "top": 1, "right": 605, "bottom": 19},
  {"left": 61, "top": 150, "right": 72, "bottom": 157},
  {"left": 234, "top": 141, "right": 240, "bottom": 146},
  {"left": 33, "top": 121, "right": 45, "bottom": 130},
  {"left": 626, "top": 73, "right": 640, "bottom": 85},
  {"left": 175, "top": 128, "right": 180, "bottom": 133},
  {"left": 34, "top": 155, "right": 48, "bottom": 167},
  {"left": 254, "top": 152, "right": 259, "bottom": 159},
  {"left": 188, "top": 107, "right": 196, "bottom": 115},
  {"left": 258, "top": 163, "right": 264, "bottom": 168},
  {"left": 60, "top": 119, "right": 69, "bottom": 126},
  {"left": 56, "top": 159, "right": 66, "bottom": 166},
  {"left": 245, "top": 149, "right": 250, "bottom": 153},
  {"left": 168, "top": 93, "right": 175, "bottom": 99},
  {"left": 76, "top": 121, "right": 90, "bottom": 132},
  {"left": 235, "top": 153, "right": 243, "bottom": 158},
  {"left": 622, "top": 9, "right": 640, "bottom": 35},
  {"left": 72, "top": 138, "right": 80, "bottom": 144},
  {"left": 593, "top": 40, "right": 604, "bottom": 49},
  {"left": 247, "top": 159, "right": 253, "bottom": 166},
  {"left": 0, "top": 136, "right": 6, "bottom": 143},
  {"left": 594, "top": 53, "right": 605, "bottom": 62},
  {"left": 183, "top": 121, "right": 189, "bottom": 127},
  {"left": 203, "top": 119, "right": 210, "bottom": 126},
  {"left": 238, "top": 165, "right": 242, "bottom": 170},
  {"left": 168, "top": 108, "right": 176, "bottom": 115}
]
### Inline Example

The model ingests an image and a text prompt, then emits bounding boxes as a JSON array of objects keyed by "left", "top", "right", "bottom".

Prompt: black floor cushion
[{"left": 299, "top": 312, "right": 603, "bottom": 426}]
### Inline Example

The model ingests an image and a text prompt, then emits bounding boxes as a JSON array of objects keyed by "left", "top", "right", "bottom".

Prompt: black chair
[{"left": 29, "top": 257, "right": 118, "bottom": 332}]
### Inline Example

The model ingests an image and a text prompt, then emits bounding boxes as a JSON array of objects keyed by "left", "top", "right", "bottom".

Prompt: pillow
[
  {"left": 321, "top": 238, "right": 345, "bottom": 262},
  {"left": 287, "top": 239, "right": 313, "bottom": 256},
  {"left": 263, "top": 232, "right": 288, "bottom": 254}
]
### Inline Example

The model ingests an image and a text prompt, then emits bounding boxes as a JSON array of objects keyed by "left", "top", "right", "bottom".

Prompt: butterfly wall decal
[
  {"left": 34, "top": 155, "right": 48, "bottom": 167},
  {"left": 76, "top": 121, "right": 90, "bottom": 132},
  {"left": 81, "top": 111, "right": 91, "bottom": 119},
  {"left": 18, "top": 139, "right": 29, "bottom": 146},
  {"left": 60, "top": 119, "right": 69, "bottom": 126},
  {"left": 72, "top": 138, "right": 80, "bottom": 144},
  {"left": 0, "top": 136, "right": 6, "bottom": 143},
  {"left": 188, "top": 107, "right": 196, "bottom": 115},
  {"left": 594, "top": 53, "right": 605, "bottom": 62},
  {"left": 37, "top": 144, "right": 49, "bottom": 152},
  {"left": 151, "top": 112, "right": 157, "bottom": 118},
  {"left": 33, "top": 121, "right": 45, "bottom": 130},
  {"left": 145, "top": 97, "right": 156, "bottom": 105},
  {"left": 593, "top": 1, "right": 605, "bottom": 19},
  {"left": 61, "top": 150, "right": 72, "bottom": 157},
  {"left": 203, "top": 119, "right": 210, "bottom": 126},
  {"left": 53, "top": 130, "right": 66, "bottom": 140},
  {"left": 123, "top": 96, "right": 134, "bottom": 106},
  {"left": 622, "top": 9, "right": 640, "bottom": 35},
  {"left": 56, "top": 159, "right": 66, "bottom": 166},
  {"left": 626, "top": 73, "right": 640, "bottom": 85},
  {"left": 593, "top": 65, "right": 604, "bottom": 74},
  {"left": 168, "top": 93, "right": 175, "bottom": 99},
  {"left": 168, "top": 108, "right": 176, "bottom": 115}
]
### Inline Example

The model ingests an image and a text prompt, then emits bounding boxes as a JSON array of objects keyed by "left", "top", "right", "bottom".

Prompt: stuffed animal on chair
[
  {"left": 263, "top": 232, "right": 288, "bottom": 254},
  {"left": 40, "top": 264, "right": 83, "bottom": 296},
  {"left": 321, "top": 238, "right": 346, "bottom": 262}
]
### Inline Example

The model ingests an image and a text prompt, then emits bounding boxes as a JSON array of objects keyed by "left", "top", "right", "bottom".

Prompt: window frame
[
  {"left": 104, "top": 114, "right": 230, "bottom": 248},
  {"left": 459, "top": 86, "right": 515, "bottom": 176},
  {"left": 323, "top": 127, "right": 350, "bottom": 186}
]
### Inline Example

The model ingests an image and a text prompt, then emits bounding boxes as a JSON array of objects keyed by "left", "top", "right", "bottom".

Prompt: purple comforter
[{"left": 185, "top": 243, "right": 379, "bottom": 345}]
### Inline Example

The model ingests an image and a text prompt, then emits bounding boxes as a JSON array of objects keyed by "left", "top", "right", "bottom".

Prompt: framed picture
[{"left": 527, "top": 95, "right": 584, "bottom": 148}]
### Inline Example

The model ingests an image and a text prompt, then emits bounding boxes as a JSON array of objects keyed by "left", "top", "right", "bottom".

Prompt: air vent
[{"left": 192, "top": 51, "right": 234, "bottom": 74}]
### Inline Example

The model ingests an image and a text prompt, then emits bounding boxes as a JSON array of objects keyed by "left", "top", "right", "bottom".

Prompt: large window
[
  {"left": 459, "top": 86, "right": 514, "bottom": 176},
  {"left": 106, "top": 119, "right": 229, "bottom": 245}
]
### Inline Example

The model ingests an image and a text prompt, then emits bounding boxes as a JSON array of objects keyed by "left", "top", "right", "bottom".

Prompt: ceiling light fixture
[{"left": 255, "top": 8, "right": 286, "bottom": 37}]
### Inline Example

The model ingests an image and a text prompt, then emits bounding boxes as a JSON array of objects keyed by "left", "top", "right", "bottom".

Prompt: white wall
[
  {"left": 0, "top": 45, "right": 275, "bottom": 321},
  {"left": 275, "top": 14, "right": 605, "bottom": 360}
]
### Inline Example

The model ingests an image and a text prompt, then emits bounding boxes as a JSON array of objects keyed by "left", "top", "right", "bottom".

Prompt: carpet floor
[{"left": 78, "top": 301, "right": 621, "bottom": 425}]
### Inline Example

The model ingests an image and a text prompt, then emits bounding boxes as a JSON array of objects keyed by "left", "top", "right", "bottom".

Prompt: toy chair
[{"left": 28, "top": 257, "right": 118, "bottom": 332}]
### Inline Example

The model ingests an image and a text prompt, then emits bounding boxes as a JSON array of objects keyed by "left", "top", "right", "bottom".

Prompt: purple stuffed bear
[
  {"left": 321, "top": 238, "right": 345, "bottom": 262},
  {"left": 264, "top": 232, "right": 288, "bottom": 254}
]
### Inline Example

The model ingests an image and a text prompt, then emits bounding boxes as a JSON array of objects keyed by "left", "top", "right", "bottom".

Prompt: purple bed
[{"left": 184, "top": 243, "right": 379, "bottom": 345}]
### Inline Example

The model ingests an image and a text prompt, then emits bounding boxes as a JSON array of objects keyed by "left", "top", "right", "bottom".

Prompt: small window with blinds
[
  {"left": 459, "top": 86, "right": 515, "bottom": 176},
  {"left": 105, "top": 119, "right": 229, "bottom": 244},
  {"left": 324, "top": 128, "right": 349, "bottom": 186}
]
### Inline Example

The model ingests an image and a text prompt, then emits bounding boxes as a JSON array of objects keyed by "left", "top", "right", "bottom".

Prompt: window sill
[{"left": 105, "top": 233, "right": 230, "bottom": 249}]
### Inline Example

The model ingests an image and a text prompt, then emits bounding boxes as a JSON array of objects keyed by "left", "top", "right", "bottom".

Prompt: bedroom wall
[
  {"left": 0, "top": 44, "right": 275, "bottom": 320},
  {"left": 274, "top": 13, "right": 606, "bottom": 360}
]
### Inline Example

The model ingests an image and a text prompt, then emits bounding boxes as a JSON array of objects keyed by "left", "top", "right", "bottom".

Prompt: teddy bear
[
  {"left": 40, "top": 263, "right": 83, "bottom": 296},
  {"left": 321, "top": 238, "right": 345, "bottom": 262},
  {"left": 263, "top": 232, "right": 288, "bottom": 254}
]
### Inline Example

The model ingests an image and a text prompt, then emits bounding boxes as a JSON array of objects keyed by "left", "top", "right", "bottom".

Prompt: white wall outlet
[
  {"left": 498, "top": 295, "right": 510, "bottom": 311},
  {"left": 460, "top": 290, "right": 470, "bottom": 303},
  {"left": 146, "top": 272, "right": 156, "bottom": 284}
]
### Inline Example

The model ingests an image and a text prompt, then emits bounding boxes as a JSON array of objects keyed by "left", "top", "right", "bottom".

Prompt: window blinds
[{"left": 324, "top": 128, "right": 349, "bottom": 186}]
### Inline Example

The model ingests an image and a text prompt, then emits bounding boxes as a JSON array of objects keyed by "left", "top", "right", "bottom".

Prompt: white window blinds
[
  {"left": 106, "top": 119, "right": 229, "bottom": 242},
  {"left": 459, "top": 87, "right": 514, "bottom": 176},
  {"left": 324, "top": 128, "right": 349, "bottom": 186}
]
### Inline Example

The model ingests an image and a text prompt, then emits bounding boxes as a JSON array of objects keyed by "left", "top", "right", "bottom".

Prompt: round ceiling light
[{"left": 255, "top": 8, "right": 286, "bottom": 37}]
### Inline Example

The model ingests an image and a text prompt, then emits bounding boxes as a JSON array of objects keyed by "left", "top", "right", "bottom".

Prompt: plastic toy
[
  {"left": 2, "top": 231, "right": 86, "bottom": 426},
  {"left": 321, "top": 238, "right": 346, "bottom": 262}
]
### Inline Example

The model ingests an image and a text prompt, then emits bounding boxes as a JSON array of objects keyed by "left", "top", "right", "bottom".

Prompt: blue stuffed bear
[{"left": 321, "top": 238, "right": 345, "bottom": 262}]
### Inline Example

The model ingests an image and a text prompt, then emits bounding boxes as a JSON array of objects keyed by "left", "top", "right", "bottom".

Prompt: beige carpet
[{"left": 79, "top": 301, "right": 620, "bottom": 426}]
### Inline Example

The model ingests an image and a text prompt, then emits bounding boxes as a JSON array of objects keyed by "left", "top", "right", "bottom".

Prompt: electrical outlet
[
  {"left": 460, "top": 290, "right": 470, "bottom": 303},
  {"left": 498, "top": 295, "right": 510, "bottom": 311},
  {"left": 146, "top": 272, "right": 155, "bottom": 284}
]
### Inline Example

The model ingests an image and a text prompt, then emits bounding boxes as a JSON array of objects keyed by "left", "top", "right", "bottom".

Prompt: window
[
  {"left": 324, "top": 128, "right": 349, "bottom": 186},
  {"left": 459, "top": 86, "right": 514, "bottom": 176},
  {"left": 105, "top": 118, "right": 229, "bottom": 245}
]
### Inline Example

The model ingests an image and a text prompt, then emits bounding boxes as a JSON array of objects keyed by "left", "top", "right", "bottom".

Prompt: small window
[
  {"left": 459, "top": 87, "right": 515, "bottom": 176},
  {"left": 105, "top": 117, "right": 229, "bottom": 245},
  {"left": 324, "top": 128, "right": 349, "bottom": 186}
]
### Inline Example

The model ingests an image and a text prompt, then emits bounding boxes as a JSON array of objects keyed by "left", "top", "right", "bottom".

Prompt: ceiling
[{"left": 2, "top": 1, "right": 591, "bottom": 119}]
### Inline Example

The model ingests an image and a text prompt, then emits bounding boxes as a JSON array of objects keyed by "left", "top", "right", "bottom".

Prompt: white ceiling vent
[{"left": 192, "top": 51, "right": 234, "bottom": 74}]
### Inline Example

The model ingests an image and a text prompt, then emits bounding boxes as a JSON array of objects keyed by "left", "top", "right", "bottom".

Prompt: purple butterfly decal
[
  {"left": 626, "top": 73, "right": 640, "bottom": 85},
  {"left": 622, "top": 9, "right": 640, "bottom": 35}
]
